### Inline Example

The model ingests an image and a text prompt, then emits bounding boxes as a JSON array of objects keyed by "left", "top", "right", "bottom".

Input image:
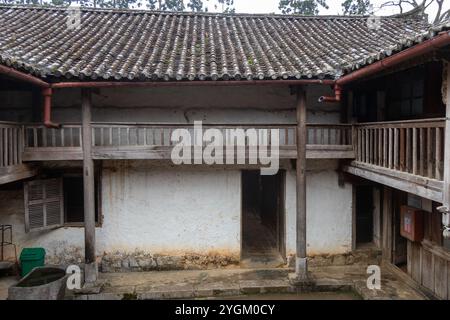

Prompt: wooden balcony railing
[
  {"left": 353, "top": 118, "right": 445, "bottom": 181},
  {"left": 21, "top": 122, "right": 354, "bottom": 160},
  {"left": 0, "top": 122, "right": 23, "bottom": 168}
]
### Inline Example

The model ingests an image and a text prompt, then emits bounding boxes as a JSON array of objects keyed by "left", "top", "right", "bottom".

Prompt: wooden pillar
[
  {"left": 382, "top": 186, "right": 393, "bottom": 262},
  {"left": 442, "top": 64, "right": 450, "bottom": 233},
  {"left": 82, "top": 89, "right": 97, "bottom": 283},
  {"left": 295, "top": 86, "right": 308, "bottom": 279},
  {"left": 444, "top": 65, "right": 450, "bottom": 206}
]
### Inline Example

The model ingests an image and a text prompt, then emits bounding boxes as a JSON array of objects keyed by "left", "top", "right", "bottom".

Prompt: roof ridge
[{"left": 0, "top": 3, "right": 427, "bottom": 21}]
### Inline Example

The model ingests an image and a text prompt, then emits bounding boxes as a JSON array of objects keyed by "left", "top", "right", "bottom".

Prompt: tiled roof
[{"left": 0, "top": 5, "right": 447, "bottom": 82}]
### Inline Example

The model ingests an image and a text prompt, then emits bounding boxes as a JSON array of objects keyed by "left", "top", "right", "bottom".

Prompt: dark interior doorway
[
  {"left": 241, "top": 170, "right": 285, "bottom": 268},
  {"left": 356, "top": 186, "right": 374, "bottom": 244}
]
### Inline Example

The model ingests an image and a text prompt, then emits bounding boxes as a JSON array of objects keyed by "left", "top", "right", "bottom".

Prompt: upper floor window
[{"left": 387, "top": 77, "right": 424, "bottom": 120}]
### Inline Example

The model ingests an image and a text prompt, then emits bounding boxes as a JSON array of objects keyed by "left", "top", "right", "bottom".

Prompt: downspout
[
  {"left": 318, "top": 84, "right": 342, "bottom": 103},
  {"left": 319, "top": 31, "right": 450, "bottom": 102},
  {"left": 42, "top": 88, "right": 60, "bottom": 129},
  {"left": 0, "top": 64, "right": 60, "bottom": 128}
]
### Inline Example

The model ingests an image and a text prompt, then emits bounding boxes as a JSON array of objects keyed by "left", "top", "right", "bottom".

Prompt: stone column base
[
  {"left": 289, "top": 257, "right": 315, "bottom": 290},
  {"left": 288, "top": 273, "right": 316, "bottom": 291},
  {"left": 84, "top": 262, "right": 98, "bottom": 285}
]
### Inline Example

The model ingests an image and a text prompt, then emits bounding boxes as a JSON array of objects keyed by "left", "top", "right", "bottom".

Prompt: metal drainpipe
[{"left": 42, "top": 87, "right": 60, "bottom": 129}]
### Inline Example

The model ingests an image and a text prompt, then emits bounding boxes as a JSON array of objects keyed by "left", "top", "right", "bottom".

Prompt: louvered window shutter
[{"left": 24, "top": 178, "right": 64, "bottom": 232}]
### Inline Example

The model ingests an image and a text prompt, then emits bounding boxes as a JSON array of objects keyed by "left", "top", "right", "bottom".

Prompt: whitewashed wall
[
  {"left": 0, "top": 85, "right": 340, "bottom": 124},
  {"left": 98, "top": 162, "right": 241, "bottom": 254},
  {"left": 0, "top": 160, "right": 352, "bottom": 262},
  {"left": 286, "top": 160, "right": 353, "bottom": 256}
]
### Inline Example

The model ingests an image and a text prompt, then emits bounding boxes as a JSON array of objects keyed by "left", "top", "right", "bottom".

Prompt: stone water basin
[{"left": 8, "top": 266, "right": 68, "bottom": 300}]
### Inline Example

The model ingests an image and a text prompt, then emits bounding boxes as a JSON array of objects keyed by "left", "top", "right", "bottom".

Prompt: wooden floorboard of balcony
[
  {"left": 0, "top": 164, "right": 37, "bottom": 185},
  {"left": 22, "top": 145, "right": 355, "bottom": 161},
  {"left": 343, "top": 162, "right": 443, "bottom": 202}
]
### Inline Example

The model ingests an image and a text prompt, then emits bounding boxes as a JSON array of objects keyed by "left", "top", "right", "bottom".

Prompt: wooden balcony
[
  {"left": 3, "top": 119, "right": 446, "bottom": 202},
  {"left": 0, "top": 122, "right": 36, "bottom": 184},
  {"left": 21, "top": 123, "right": 355, "bottom": 161},
  {"left": 344, "top": 118, "right": 445, "bottom": 202}
]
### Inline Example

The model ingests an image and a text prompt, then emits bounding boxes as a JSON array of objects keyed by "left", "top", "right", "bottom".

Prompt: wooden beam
[
  {"left": 81, "top": 88, "right": 98, "bottom": 283},
  {"left": 0, "top": 164, "right": 37, "bottom": 185},
  {"left": 295, "top": 86, "right": 308, "bottom": 279},
  {"left": 344, "top": 164, "right": 443, "bottom": 203}
]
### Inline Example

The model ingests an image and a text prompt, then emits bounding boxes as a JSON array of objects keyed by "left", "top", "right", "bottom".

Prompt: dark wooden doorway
[
  {"left": 356, "top": 186, "right": 374, "bottom": 244},
  {"left": 241, "top": 170, "right": 285, "bottom": 268}
]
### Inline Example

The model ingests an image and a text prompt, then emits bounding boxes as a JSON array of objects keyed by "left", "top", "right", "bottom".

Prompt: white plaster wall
[
  {"left": 0, "top": 85, "right": 340, "bottom": 124},
  {"left": 0, "top": 160, "right": 352, "bottom": 261},
  {"left": 98, "top": 161, "right": 241, "bottom": 254},
  {"left": 0, "top": 163, "right": 241, "bottom": 260},
  {"left": 286, "top": 160, "right": 353, "bottom": 256}
]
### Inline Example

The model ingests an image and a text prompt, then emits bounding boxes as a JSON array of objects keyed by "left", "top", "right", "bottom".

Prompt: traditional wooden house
[{"left": 0, "top": 5, "right": 449, "bottom": 298}]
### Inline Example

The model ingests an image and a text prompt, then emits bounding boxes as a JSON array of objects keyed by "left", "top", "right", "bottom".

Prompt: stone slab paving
[
  {"left": 0, "top": 276, "right": 17, "bottom": 300},
  {"left": 73, "top": 265, "right": 428, "bottom": 300}
]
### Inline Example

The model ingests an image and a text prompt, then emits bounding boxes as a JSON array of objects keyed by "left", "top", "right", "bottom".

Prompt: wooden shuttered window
[{"left": 24, "top": 178, "right": 64, "bottom": 232}]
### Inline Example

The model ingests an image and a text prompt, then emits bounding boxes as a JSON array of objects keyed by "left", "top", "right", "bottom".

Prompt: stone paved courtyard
[
  {"left": 70, "top": 265, "right": 427, "bottom": 300},
  {"left": 0, "top": 264, "right": 429, "bottom": 300}
]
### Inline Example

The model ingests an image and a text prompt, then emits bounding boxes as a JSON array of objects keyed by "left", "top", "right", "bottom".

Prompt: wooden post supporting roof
[
  {"left": 82, "top": 88, "right": 98, "bottom": 283},
  {"left": 292, "top": 86, "right": 309, "bottom": 281},
  {"left": 442, "top": 63, "right": 450, "bottom": 235}
]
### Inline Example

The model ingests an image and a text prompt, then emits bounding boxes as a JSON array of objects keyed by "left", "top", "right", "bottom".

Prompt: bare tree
[{"left": 380, "top": 0, "right": 449, "bottom": 24}]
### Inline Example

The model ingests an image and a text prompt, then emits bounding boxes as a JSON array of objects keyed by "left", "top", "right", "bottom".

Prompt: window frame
[{"left": 61, "top": 172, "right": 102, "bottom": 228}]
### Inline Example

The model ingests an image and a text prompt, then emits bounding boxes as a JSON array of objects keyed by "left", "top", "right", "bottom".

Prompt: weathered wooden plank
[
  {"left": 344, "top": 164, "right": 443, "bottom": 203},
  {"left": 0, "top": 128, "right": 3, "bottom": 167},
  {"left": 434, "top": 255, "right": 448, "bottom": 299},
  {"left": 427, "top": 127, "right": 432, "bottom": 178},
  {"left": 419, "top": 128, "right": 425, "bottom": 177},
  {"left": 413, "top": 128, "right": 418, "bottom": 175},
  {"left": 400, "top": 128, "right": 405, "bottom": 171},
  {"left": 389, "top": 128, "right": 394, "bottom": 169},
  {"left": 378, "top": 129, "right": 382, "bottom": 167},
  {"left": 383, "top": 128, "right": 388, "bottom": 167},
  {"left": 365, "top": 129, "right": 369, "bottom": 164},
  {"left": 421, "top": 249, "right": 434, "bottom": 291},
  {"left": 436, "top": 127, "right": 442, "bottom": 180},
  {"left": 394, "top": 128, "right": 399, "bottom": 170},
  {"left": 406, "top": 127, "right": 411, "bottom": 173},
  {"left": 0, "top": 165, "right": 37, "bottom": 185}
]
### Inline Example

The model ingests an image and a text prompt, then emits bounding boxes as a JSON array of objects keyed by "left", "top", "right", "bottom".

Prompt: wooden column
[
  {"left": 295, "top": 86, "right": 308, "bottom": 279},
  {"left": 382, "top": 186, "right": 393, "bottom": 262},
  {"left": 442, "top": 64, "right": 450, "bottom": 232},
  {"left": 444, "top": 65, "right": 450, "bottom": 205},
  {"left": 82, "top": 89, "right": 97, "bottom": 283}
]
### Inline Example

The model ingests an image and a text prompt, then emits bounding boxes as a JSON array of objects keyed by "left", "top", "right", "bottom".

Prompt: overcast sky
[{"left": 204, "top": 0, "right": 450, "bottom": 19}]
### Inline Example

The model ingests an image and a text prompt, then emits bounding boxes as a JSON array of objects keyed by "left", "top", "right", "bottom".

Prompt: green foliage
[
  {"left": 342, "top": 0, "right": 372, "bottom": 15},
  {"left": 187, "top": 0, "right": 204, "bottom": 12},
  {"left": 278, "top": 0, "right": 329, "bottom": 15}
]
